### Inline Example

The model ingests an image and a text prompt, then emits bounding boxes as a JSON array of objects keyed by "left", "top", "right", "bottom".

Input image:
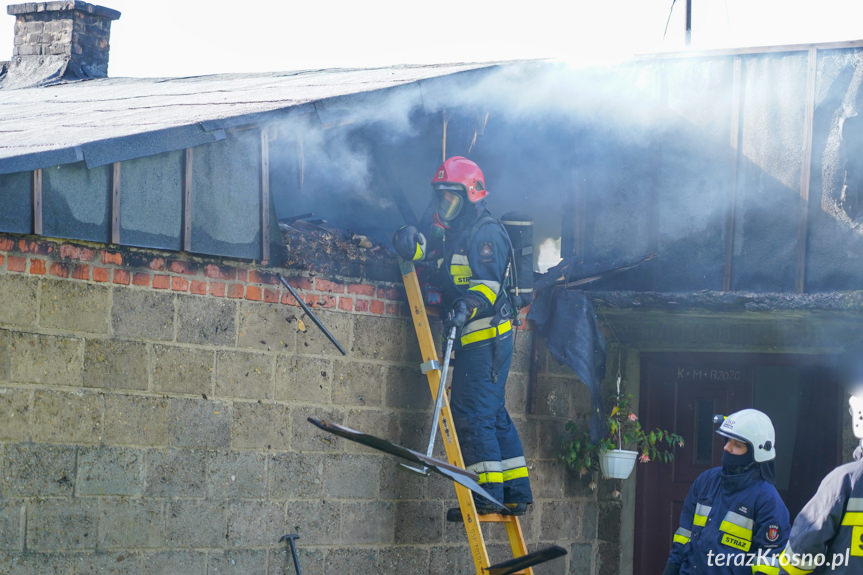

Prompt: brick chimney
[{"left": 2, "top": 1, "right": 121, "bottom": 88}]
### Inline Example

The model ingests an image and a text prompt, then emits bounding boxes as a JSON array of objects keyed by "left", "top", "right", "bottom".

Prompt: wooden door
[
  {"left": 633, "top": 352, "right": 843, "bottom": 575},
  {"left": 634, "top": 353, "right": 752, "bottom": 575}
]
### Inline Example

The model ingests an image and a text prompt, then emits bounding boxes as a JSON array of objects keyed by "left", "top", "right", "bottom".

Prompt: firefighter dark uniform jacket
[
  {"left": 439, "top": 212, "right": 512, "bottom": 348},
  {"left": 778, "top": 458, "right": 863, "bottom": 574},
  {"left": 665, "top": 465, "right": 790, "bottom": 575}
]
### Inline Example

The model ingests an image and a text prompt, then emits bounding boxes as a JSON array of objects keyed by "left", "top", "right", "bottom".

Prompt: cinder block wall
[{"left": 0, "top": 232, "right": 619, "bottom": 575}]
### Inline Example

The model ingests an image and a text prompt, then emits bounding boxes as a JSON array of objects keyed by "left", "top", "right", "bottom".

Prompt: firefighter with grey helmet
[
  {"left": 776, "top": 391, "right": 863, "bottom": 574},
  {"left": 392, "top": 156, "right": 532, "bottom": 516},
  {"left": 662, "top": 408, "right": 790, "bottom": 575}
]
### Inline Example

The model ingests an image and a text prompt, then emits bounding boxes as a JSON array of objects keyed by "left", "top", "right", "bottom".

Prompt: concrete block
[
  {"left": 207, "top": 549, "right": 268, "bottom": 574},
  {"left": 72, "top": 551, "right": 141, "bottom": 574},
  {"left": 267, "top": 452, "right": 324, "bottom": 500},
  {"left": 0, "top": 387, "right": 31, "bottom": 441},
  {"left": 511, "top": 330, "right": 534, "bottom": 374},
  {"left": 176, "top": 296, "right": 236, "bottom": 346},
  {"left": 376, "top": 546, "right": 430, "bottom": 573},
  {"left": 274, "top": 355, "right": 332, "bottom": 404},
  {"left": 394, "top": 501, "right": 442, "bottom": 544},
  {"left": 97, "top": 499, "right": 163, "bottom": 549},
  {"left": 340, "top": 501, "right": 395, "bottom": 544},
  {"left": 569, "top": 542, "right": 594, "bottom": 575},
  {"left": 139, "top": 551, "right": 206, "bottom": 575},
  {"left": 323, "top": 547, "right": 378, "bottom": 573},
  {"left": 332, "top": 360, "right": 384, "bottom": 407},
  {"left": 532, "top": 375, "right": 574, "bottom": 417},
  {"left": 40, "top": 281, "right": 110, "bottom": 334},
  {"left": 289, "top": 405, "right": 343, "bottom": 453},
  {"left": 597, "top": 501, "right": 621, "bottom": 542},
  {"left": 0, "top": 550, "right": 75, "bottom": 574},
  {"left": 83, "top": 339, "right": 148, "bottom": 391},
  {"left": 0, "top": 444, "right": 75, "bottom": 497},
  {"left": 152, "top": 344, "right": 214, "bottom": 396},
  {"left": 27, "top": 499, "right": 98, "bottom": 551},
  {"left": 76, "top": 446, "right": 143, "bottom": 496},
  {"left": 531, "top": 459, "right": 566, "bottom": 500},
  {"left": 293, "top": 308, "right": 351, "bottom": 357},
  {"left": 30, "top": 390, "right": 103, "bottom": 444},
  {"left": 322, "top": 454, "right": 381, "bottom": 499},
  {"left": 10, "top": 332, "right": 82, "bottom": 386},
  {"left": 284, "top": 499, "right": 340, "bottom": 545},
  {"left": 111, "top": 289, "right": 174, "bottom": 341},
  {"left": 236, "top": 301, "right": 296, "bottom": 353},
  {"left": 268, "top": 546, "right": 325, "bottom": 575},
  {"left": 102, "top": 394, "right": 171, "bottom": 447},
  {"left": 379, "top": 460, "right": 427, "bottom": 501},
  {"left": 144, "top": 448, "right": 207, "bottom": 497},
  {"left": 215, "top": 350, "right": 273, "bottom": 400},
  {"left": 230, "top": 400, "right": 290, "bottom": 451},
  {"left": 165, "top": 500, "right": 226, "bottom": 549},
  {"left": 385, "top": 364, "right": 428, "bottom": 411},
  {"left": 427, "top": 544, "right": 475, "bottom": 575},
  {"left": 225, "top": 500, "right": 285, "bottom": 547},
  {"left": 539, "top": 500, "right": 582, "bottom": 540},
  {"left": 0, "top": 502, "right": 23, "bottom": 550},
  {"left": 597, "top": 540, "right": 619, "bottom": 575},
  {"left": 207, "top": 450, "right": 266, "bottom": 499},
  {"left": 168, "top": 397, "right": 231, "bottom": 450},
  {"left": 0, "top": 276, "right": 37, "bottom": 328},
  {"left": 352, "top": 315, "right": 409, "bottom": 361}
]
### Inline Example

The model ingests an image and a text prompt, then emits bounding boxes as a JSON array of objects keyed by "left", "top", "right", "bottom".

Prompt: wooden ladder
[{"left": 400, "top": 260, "right": 563, "bottom": 575}]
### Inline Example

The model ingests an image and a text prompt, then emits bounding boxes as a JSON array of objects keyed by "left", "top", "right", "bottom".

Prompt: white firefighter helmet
[
  {"left": 716, "top": 409, "right": 776, "bottom": 463},
  {"left": 850, "top": 393, "right": 863, "bottom": 440}
]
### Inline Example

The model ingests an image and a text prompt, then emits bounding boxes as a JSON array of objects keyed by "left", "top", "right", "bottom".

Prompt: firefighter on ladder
[
  {"left": 776, "top": 390, "right": 863, "bottom": 574},
  {"left": 392, "top": 156, "right": 532, "bottom": 516},
  {"left": 662, "top": 409, "right": 790, "bottom": 575}
]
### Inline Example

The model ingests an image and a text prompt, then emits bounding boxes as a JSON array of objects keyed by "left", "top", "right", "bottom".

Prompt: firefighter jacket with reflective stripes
[
  {"left": 778, "top": 458, "right": 863, "bottom": 574},
  {"left": 665, "top": 466, "right": 790, "bottom": 575},
  {"left": 439, "top": 211, "right": 512, "bottom": 348}
]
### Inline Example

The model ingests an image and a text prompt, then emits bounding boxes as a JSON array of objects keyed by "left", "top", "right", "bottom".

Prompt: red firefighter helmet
[{"left": 431, "top": 156, "right": 488, "bottom": 203}]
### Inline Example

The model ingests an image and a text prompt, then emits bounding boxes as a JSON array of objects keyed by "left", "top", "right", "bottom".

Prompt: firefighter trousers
[{"left": 450, "top": 331, "right": 533, "bottom": 505}]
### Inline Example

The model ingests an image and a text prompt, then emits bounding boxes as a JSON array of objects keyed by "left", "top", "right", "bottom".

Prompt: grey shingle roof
[{"left": 0, "top": 62, "right": 501, "bottom": 174}]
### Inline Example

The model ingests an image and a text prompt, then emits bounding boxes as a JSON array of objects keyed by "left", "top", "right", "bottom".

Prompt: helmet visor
[{"left": 436, "top": 188, "right": 464, "bottom": 221}]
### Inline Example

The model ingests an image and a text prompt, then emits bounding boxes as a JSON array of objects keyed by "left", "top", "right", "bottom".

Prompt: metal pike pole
[
  {"left": 401, "top": 325, "right": 457, "bottom": 476},
  {"left": 277, "top": 274, "right": 346, "bottom": 356},
  {"left": 278, "top": 533, "right": 302, "bottom": 575}
]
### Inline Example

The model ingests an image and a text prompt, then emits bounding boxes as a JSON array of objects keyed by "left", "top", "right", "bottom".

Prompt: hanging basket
[{"left": 599, "top": 449, "right": 638, "bottom": 479}]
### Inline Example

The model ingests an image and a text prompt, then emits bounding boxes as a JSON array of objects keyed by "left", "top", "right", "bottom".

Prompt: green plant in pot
[{"left": 560, "top": 376, "right": 684, "bottom": 480}]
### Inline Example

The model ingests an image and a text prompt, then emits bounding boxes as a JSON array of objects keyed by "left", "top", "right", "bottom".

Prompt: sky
[{"left": 3, "top": 0, "right": 863, "bottom": 78}]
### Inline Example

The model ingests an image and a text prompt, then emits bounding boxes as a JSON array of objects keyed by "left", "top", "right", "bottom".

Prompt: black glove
[
  {"left": 392, "top": 225, "right": 426, "bottom": 261},
  {"left": 444, "top": 300, "right": 471, "bottom": 331}
]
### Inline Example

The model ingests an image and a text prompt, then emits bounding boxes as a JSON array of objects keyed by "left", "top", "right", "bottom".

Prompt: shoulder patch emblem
[
  {"left": 479, "top": 241, "right": 494, "bottom": 259},
  {"left": 766, "top": 524, "right": 780, "bottom": 543}
]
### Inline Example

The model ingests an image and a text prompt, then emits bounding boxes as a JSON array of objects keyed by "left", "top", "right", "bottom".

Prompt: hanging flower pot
[{"left": 599, "top": 448, "right": 638, "bottom": 479}]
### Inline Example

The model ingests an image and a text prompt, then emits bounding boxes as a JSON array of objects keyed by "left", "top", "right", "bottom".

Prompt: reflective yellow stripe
[
  {"left": 477, "top": 471, "right": 503, "bottom": 485},
  {"left": 842, "top": 511, "right": 863, "bottom": 525},
  {"left": 502, "top": 467, "right": 529, "bottom": 481},
  {"left": 673, "top": 527, "right": 692, "bottom": 545},
  {"left": 779, "top": 548, "right": 815, "bottom": 575},
  {"left": 693, "top": 514, "right": 707, "bottom": 527},
  {"left": 468, "top": 283, "right": 497, "bottom": 304},
  {"left": 412, "top": 242, "right": 423, "bottom": 261},
  {"left": 460, "top": 319, "right": 512, "bottom": 346},
  {"left": 720, "top": 520, "right": 752, "bottom": 540},
  {"left": 451, "top": 264, "right": 471, "bottom": 285},
  {"left": 693, "top": 503, "right": 711, "bottom": 527},
  {"left": 752, "top": 564, "right": 780, "bottom": 575}
]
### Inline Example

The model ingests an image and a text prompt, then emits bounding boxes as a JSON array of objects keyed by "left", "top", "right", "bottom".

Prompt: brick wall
[{"left": 0, "top": 231, "right": 618, "bottom": 575}]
